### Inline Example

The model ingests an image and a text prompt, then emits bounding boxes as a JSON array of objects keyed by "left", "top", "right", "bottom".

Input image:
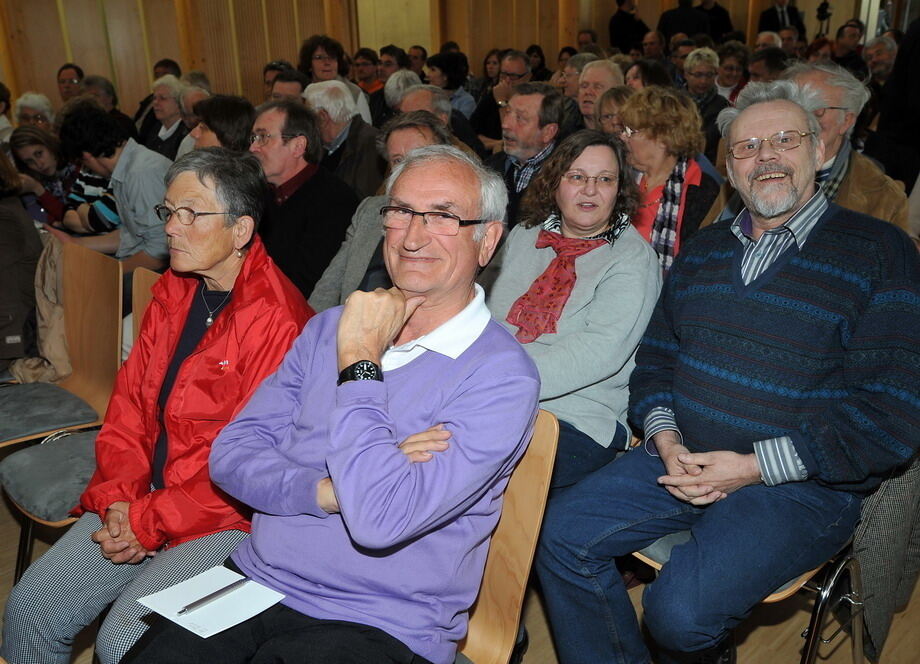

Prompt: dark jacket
[
  {"left": 657, "top": 6, "right": 710, "bottom": 42},
  {"left": 696, "top": 92, "right": 729, "bottom": 164},
  {"left": 609, "top": 9, "right": 650, "bottom": 51},
  {"left": 260, "top": 166, "right": 359, "bottom": 299},
  {"left": 757, "top": 4, "right": 806, "bottom": 37},
  {"left": 323, "top": 115, "right": 385, "bottom": 200},
  {"left": 144, "top": 121, "right": 189, "bottom": 161},
  {"left": 680, "top": 168, "right": 723, "bottom": 242},
  {"left": 0, "top": 195, "right": 41, "bottom": 363}
]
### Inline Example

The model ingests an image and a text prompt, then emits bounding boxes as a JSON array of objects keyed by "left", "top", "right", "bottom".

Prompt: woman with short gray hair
[{"left": 1, "top": 148, "right": 312, "bottom": 664}]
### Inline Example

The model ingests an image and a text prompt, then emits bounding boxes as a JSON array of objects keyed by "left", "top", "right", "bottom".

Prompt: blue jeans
[
  {"left": 551, "top": 419, "right": 627, "bottom": 490},
  {"left": 535, "top": 447, "right": 862, "bottom": 664}
]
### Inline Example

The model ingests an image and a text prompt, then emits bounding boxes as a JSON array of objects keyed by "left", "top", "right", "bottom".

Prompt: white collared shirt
[
  {"left": 157, "top": 119, "right": 181, "bottom": 141},
  {"left": 381, "top": 285, "right": 490, "bottom": 372}
]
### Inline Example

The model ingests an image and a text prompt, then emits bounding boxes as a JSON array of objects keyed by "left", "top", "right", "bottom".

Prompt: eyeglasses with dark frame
[
  {"left": 379, "top": 205, "right": 488, "bottom": 236},
  {"left": 813, "top": 106, "right": 849, "bottom": 118},
  {"left": 499, "top": 70, "right": 527, "bottom": 81},
  {"left": 249, "top": 132, "right": 299, "bottom": 146},
  {"left": 728, "top": 130, "right": 814, "bottom": 159},
  {"left": 154, "top": 204, "right": 232, "bottom": 226}
]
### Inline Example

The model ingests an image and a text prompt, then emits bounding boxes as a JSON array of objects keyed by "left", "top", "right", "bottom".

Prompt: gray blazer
[{"left": 308, "top": 195, "right": 387, "bottom": 312}]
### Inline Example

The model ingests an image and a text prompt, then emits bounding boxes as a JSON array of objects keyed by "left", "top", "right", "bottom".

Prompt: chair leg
[
  {"left": 14, "top": 518, "right": 35, "bottom": 583},
  {"left": 800, "top": 555, "right": 864, "bottom": 664}
]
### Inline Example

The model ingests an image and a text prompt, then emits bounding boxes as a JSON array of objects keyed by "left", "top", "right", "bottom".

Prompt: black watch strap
[{"left": 337, "top": 360, "right": 383, "bottom": 386}]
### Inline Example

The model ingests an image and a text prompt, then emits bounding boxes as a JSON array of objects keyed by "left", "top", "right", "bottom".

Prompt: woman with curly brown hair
[
  {"left": 618, "top": 85, "right": 723, "bottom": 270},
  {"left": 488, "top": 129, "right": 660, "bottom": 489}
]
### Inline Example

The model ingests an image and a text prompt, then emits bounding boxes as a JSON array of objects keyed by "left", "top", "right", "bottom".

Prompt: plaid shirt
[
  {"left": 509, "top": 141, "right": 555, "bottom": 193},
  {"left": 816, "top": 140, "right": 850, "bottom": 202}
]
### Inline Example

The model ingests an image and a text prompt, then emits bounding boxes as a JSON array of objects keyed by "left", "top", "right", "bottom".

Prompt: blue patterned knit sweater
[{"left": 629, "top": 204, "right": 920, "bottom": 494}]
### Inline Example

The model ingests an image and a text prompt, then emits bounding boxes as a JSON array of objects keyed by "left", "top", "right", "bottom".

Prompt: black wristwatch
[{"left": 337, "top": 360, "right": 383, "bottom": 386}]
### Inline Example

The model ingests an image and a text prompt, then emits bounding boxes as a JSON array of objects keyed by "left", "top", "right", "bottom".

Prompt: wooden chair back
[
  {"left": 457, "top": 409, "right": 559, "bottom": 664},
  {"left": 56, "top": 242, "right": 122, "bottom": 420},
  {"left": 132, "top": 268, "right": 161, "bottom": 343}
]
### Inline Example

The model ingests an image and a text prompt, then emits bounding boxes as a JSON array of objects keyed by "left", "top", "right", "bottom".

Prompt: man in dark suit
[
  {"left": 249, "top": 101, "right": 358, "bottom": 299},
  {"left": 609, "top": 0, "right": 649, "bottom": 52},
  {"left": 758, "top": 0, "right": 806, "bottom": 39}
]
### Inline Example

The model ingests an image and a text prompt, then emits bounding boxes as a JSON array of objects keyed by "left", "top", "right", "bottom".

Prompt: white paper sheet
[{"left": 138, "top": 566, "right": 285, "bottom": 638}]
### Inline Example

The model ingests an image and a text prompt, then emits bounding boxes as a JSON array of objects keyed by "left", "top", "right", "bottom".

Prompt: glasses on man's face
[
  {"left": 562, "top": 172, "right": 618, "bottom": 188},
  {"left": 19, "top": 112, "right": 49, "bottom": 125},
  {"left": 249, "top": 132, "right": 297, "bottom": 146},
  {"left": 728, "top": 130, "right": 813, "bottom": 159},
  {"left": 379, "top": 205, "right": 487, "bottom": 236},
  {"left": 312, "top": 53, "right": 335, "bottom": 63},
  {"left": 499, "top": 70, "right": 527, "bottom": 81},
  {"left": 58, "top": 78, "right": 80, "bottom": 86},
  {"left": 686, "top": 70, "right": 716, "bottom": 80},
  {"left": 154, "top": 204, "right": 231, "bottom": 225}
]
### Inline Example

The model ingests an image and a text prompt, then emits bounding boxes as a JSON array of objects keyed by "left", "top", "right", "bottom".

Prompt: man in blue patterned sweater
[{"left": 536, "top": 81, "right": 920, "bottom": 664}]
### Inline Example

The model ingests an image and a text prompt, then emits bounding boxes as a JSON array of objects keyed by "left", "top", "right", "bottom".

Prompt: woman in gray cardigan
[{"left": 488, "top": 130, "right": 661, "bottom": 488}]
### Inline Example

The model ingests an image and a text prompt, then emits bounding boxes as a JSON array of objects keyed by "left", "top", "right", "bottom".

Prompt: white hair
[
  {"left": 384, "top": 70, "right": 422, "bottom": 109},
  {"left": 579, "top": 59, "right": 624, "bottom": 86},
  {"left": 783, "top": 61, "right": 871, "bottom": 116},
  {"left": 14, "top": 92, "right": 54, "bottom": 123},
  {"left": 303, "top": 80, "right": 357, "bottom": 124},
  {"left": 152, "top": 74, "right": 184, "bottom": 100},
  {"left": 717, "top": 80, "right": 823, "bottom": 141},
  {"left": 865, "top": 35, "right": 897, "bottom": 54},
  {"left": 386, "top": 144, "right": 508, "bottom": 238},
  {"left": 757, "top": 31, "right": 782, "bottom": 48},
  {"left": 401, "top": 84, "right": 452, "bottom": 119}
]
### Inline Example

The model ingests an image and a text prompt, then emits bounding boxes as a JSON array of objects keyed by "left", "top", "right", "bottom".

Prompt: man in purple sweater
[{"left": 124, "top": 145, "right": 541, "bottom": 664}]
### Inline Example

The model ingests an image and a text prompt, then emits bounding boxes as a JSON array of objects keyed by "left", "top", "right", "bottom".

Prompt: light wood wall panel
[
  {"left": 356, "top": 0, "right": 432, "bottom": 55},
  {"left": 4, "top": 0, "right": 68, "bottom": 106},
  {"left": 103, "top": 0, "right": 151, "bottom": 116}
]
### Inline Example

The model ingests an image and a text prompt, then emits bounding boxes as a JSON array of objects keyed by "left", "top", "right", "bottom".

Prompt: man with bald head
[{"left": 536, "top": 80, "right": 920, "bottom": 663}]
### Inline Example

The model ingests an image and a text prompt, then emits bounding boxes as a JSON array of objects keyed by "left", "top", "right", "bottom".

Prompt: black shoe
[
  {"left": 509, "top": 626, "right": 529, "bottom": 664},
  {"left": 696, "top": 635, "right": 736, "bottom": 664}
]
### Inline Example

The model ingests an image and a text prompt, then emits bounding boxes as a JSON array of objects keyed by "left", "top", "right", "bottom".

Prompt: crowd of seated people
[{"left": 0, "top": 7, "right": 919, "bottom": 663}]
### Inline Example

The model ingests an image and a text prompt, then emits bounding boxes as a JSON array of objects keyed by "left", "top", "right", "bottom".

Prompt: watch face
[{"left": 354, "top": 361, "right": 380, "bottom": 380}]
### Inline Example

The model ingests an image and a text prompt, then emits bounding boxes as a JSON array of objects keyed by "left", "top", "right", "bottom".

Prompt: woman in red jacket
[{"left": 2, "top": 149, "right": 312, "bottom": 664}]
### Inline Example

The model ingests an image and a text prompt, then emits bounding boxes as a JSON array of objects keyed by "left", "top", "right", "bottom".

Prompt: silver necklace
[{"left": 200, "top": 282, "right": 232, "bottom": 327}]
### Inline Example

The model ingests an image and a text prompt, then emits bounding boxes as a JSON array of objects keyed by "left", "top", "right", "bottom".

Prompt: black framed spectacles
[
  {"left": 154, "top": 204, "right": 231, "bottom": 225},
  {"left": 499, "top": 70, "right": 527, "bottom": 81},
  {"left": 728, "top": 130, "right": 814, "bottom": 159},
  {"left": 379, "top": 205, "right": 487, "bottom": 236}
]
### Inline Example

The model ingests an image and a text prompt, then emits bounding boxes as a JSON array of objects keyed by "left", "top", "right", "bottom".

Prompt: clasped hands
[
  {"left": 91, "top": 501, "right": 154, "bottom": 564},
  {"left": 654, "top": 432, "right": 762, "bottom": 506}
]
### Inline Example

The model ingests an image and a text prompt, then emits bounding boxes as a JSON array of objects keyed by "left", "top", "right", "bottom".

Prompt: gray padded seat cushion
[
  {"left": 0, "top": 382, "right": 97, "bottom": 443},
  {"left": 0, "top": 431, "right": 97, "bottom": 522},
  {"left": 638, "top": 529, "right": 802, "bottom": 595}
]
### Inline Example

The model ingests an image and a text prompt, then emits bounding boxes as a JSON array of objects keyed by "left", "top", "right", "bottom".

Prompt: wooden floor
[{"left": 0, "top": 440, "right": 916, "bottom": 663}]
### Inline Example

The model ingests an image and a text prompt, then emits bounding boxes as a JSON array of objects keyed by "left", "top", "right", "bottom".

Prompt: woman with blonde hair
[{"left": 618, "top": 86, "right": 722, "bottom": 270}]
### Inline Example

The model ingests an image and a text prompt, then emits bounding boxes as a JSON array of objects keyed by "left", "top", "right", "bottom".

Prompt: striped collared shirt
[
  {"left": 730, "top": 189, "right": 828, "bottom": 285},
  {"left": 644, "top": 189, "right": 830, "bottom": 486},
  {"left": 509, "top": 141, "right": 555, "bottom": 193}
]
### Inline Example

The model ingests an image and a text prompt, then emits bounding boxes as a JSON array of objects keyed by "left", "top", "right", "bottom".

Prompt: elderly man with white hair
[
  {"left": 577, "top": 60, "right": 623, "bottom": 130},
  {"left": 536, "top": 80, "right": 919, "bottom": 664},
  {"left": 123, "top": 143, "right": 541, "bottom": 664},
  {"left": 784, "top": 61, "right": 909, "bottom": 233},
  {"left": 174, "top": 85, "right": 210, "bottom": 158},
  {"left": 304, "top": 79, "right": 384, "bottom": 199}
]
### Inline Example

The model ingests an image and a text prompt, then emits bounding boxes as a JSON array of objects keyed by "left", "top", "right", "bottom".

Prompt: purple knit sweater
[{"left": 210, "top": 307, "right": 540, "bottom": 664}]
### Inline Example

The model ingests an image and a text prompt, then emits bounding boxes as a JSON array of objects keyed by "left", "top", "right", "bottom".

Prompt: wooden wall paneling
[
  {"left": 186, "top": 0, "right": 237, "bottom": 95},
  {"left": 356, "top": 0, "right": 431, "bottom": 53},
  {"left": 6, "top": 0, "right": 67, "bottom": 106},
  {"left": 263, "top": 0, "right": 299, "bottom": 66},
  {"left": 557, "top": 0, "right": 580, "bottom": 52},
  {"left": 323, "top": 0, "right": 358, "bottom": 54},
  {"left": 514, "top": 0, "right": 538, "bottom": 53},
  {"left": 102, "top": 0, "right": 150, "bottom": 115},
  {"left": 141, "top": 0, "right": 183, "bottom": 77},
  {"left": 296, "top": 0, "right": 327, "bottom": 59},
  {"left": 233, "top": 0, "right": 268, "bottom": 101},
  {"left": 539, "top": 0, "right": 560, "bottom": 67},
  {"left": 0, "top": 1, "right": 22, "bottom": 100},
  {"left": 61, "top": 0, "right": 113, "bottom": 85}
]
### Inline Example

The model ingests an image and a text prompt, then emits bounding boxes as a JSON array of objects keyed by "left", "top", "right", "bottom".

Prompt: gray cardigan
[
  {"left": 488, "top": 223, "right": 660, "bottom": 446},
  {"left": 308, "top": 195, "right": 387, "bottom": 312}
]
